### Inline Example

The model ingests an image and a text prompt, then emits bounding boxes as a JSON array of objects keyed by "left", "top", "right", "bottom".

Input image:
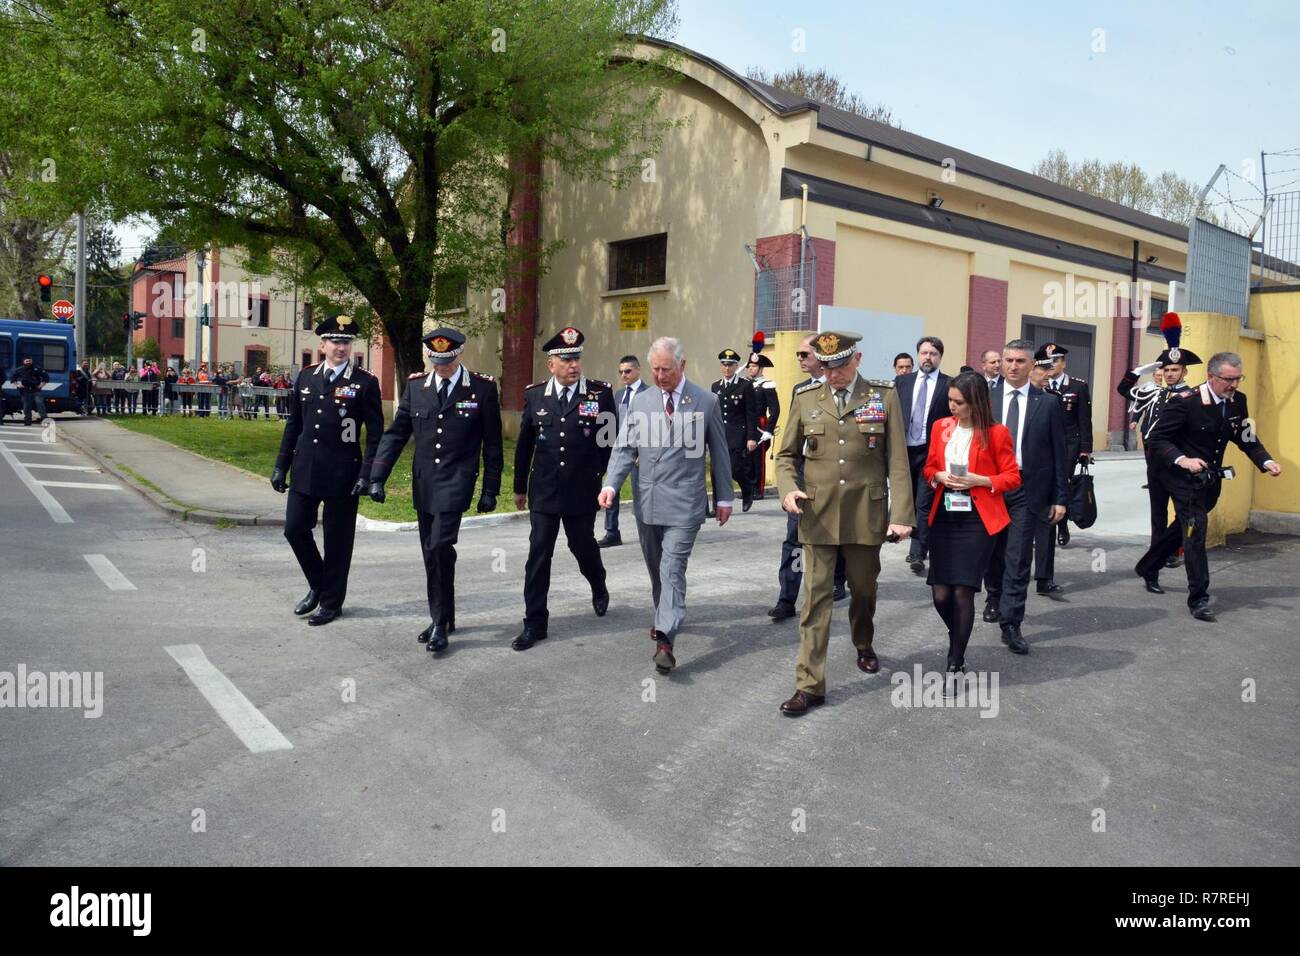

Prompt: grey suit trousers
[{"left": 636, "top": 520, "right": 700, "bottom": 643}]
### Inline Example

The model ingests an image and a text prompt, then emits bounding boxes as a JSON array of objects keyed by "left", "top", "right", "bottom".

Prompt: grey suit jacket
[{"left": 603, "top": 378, "right": 732, "bottom": 527}]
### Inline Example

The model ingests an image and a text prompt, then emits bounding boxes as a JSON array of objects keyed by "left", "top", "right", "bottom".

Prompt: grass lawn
[{"left": 105, "top": 414, "right": 631, "bottom": 522}]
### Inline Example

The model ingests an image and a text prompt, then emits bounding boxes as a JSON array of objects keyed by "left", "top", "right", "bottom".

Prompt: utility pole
[
  {"left": 195, "top": 247, "right": 206, "bottom": 371},
  {"left": 74, "top": 212, "right": 86, "bottom": 360}
]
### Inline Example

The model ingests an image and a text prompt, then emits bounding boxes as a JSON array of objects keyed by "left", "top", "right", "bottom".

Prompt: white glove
[
  {"left": 1132, "top": 361, "right": 1161, "bottom": 377},
  {"left": 760, "top": 431, "right": 774, "bottom": 444}
]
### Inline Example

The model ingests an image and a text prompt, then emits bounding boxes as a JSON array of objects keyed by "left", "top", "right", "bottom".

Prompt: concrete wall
[{"left": 1246, "top": 292, "right": 1300, "bottom": 532}]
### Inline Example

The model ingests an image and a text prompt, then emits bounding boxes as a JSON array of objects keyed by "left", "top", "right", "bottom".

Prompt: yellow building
[{"left": 448, "top": 38, "right": 1293, "bottom": 456}]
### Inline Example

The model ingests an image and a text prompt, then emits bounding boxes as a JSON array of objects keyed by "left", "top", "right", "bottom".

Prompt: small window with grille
[{"left": 608, "top": 234, "right": 667, "bottom": 292}]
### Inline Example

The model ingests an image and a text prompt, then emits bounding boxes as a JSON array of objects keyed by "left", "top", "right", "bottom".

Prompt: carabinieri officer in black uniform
[
  {"left": 711, "top": 348, "right": 759, "bottom": 512},
  {"left": 367, "top": 327, "right": 503, "bottom": 653},
  {"left": 1134, "top": 350, "right": 1281, "bottom": 621},
  {"left": 1043, "top": 343, "right": 1092, "bottom": 547},
  {"left": 512, "top": 327, "right": 617, "bottom": 651},
  {"left": 272, "top": 315, "right": 384, "bottom": 626}
]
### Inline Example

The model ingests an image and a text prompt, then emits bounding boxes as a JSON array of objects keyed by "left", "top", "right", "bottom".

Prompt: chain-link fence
[{"left": 752, "top": 236, "right": 818, "bottom": 336}]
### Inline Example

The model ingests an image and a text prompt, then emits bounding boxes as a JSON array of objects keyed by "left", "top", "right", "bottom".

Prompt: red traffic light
[{"left": 38, "top": 273, "right": 52, "bottom": 302}]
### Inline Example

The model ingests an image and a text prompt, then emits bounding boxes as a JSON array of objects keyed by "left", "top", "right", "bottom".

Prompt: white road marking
[
  {"left": 0, "top": 440, "right": 72, "bottom": 523},
  {"left": 37, "top": 480, "right": 122, "bottom": 490},
  {"left": 9, "top": 449, "right": 76, "bottom": 456},
  {"left": 164, "top": 644, "right": 293, "bottom": 754},
  {"left": 21, "top": 463, "right": 101, "bottom": 471},
  {"left": 83, "top": 553, "right": 137, "bottom": 591},
  {"left": 0, "top": 438, "right": 55, "bottom": 445}
]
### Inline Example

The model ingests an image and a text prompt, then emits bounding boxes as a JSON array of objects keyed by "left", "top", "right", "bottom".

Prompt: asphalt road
[{"left": 2, "top": 429, "right": 1297, "bottom": 866}]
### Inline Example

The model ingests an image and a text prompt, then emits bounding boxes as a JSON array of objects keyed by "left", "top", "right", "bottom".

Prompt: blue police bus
[{"left": 0, "top": 318, "right": 81, "bottom": 418}]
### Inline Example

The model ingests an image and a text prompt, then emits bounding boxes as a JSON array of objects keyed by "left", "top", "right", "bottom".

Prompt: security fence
[
  {"left": 1260, "top": 189, "right": 1300, "bottom": 282},
  {"left": 89, "top": 381, "right": 289, "bottom": 419}
]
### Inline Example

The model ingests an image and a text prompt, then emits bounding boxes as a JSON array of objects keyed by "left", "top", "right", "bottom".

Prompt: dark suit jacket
[
  {"left": 894, "top": 369, "right": 952, "bottom": 448},
  {"left": 514, "top": 377, "right": 617, "bottom": 515},
  {"left": 989, "top": 380, "right": 1068, "bottom": 513},
  {"left": 276, "top": 362, "right": 383, "bottom": 498}
]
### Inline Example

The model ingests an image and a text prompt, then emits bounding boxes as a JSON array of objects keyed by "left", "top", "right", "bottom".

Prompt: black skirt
[{"left": 926, "top": 502, "right": 996, "bottom": 590}]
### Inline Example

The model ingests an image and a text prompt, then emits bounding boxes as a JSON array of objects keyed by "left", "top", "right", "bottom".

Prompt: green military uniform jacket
[{"left": 775, "top": 373, "right": 915, "bottom": 545}]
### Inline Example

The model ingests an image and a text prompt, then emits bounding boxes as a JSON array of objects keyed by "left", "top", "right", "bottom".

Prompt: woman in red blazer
[{"left": 922, "top": 371, "right": 1021, "bottom": 690}]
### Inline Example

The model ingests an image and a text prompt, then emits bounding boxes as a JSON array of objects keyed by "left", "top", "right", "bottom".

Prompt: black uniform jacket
[
  {"left": 711, "top": 375, "right": 758, "bottom": 450},
  {"left": 1148, "top": 383, "right": 1273, "bottom": 478},
  {"left": 514, "top": 376, "right": 617, "bottom": 515},
  {"left": 275, "top": 361, "right": 384, "bottom": 498},
  {"left": 371, "top": 366, "right": 504, "bottom": 514}
]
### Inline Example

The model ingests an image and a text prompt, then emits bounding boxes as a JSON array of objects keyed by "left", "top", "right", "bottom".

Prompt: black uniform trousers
[
  {"left": 778, "top": 510, "right": 845, "bottom": 605},
  {"left": 729, "top": 444, "right": 753, "bottom": 500},
  {"left": 20, "top": 391, "right": 47, "bottom": 424},
  {"left": 284, "top": 490, "right": 359, "bottom": 612},
  {"left": 1135, "top": 473, "right": 1214, "bottom": 609},
  {"left": 524, "top": 510, "right": 606, "bottom": 629},
  {"left": 418, "top": 510, "right": 462, "bottom": 626},
  {"left": 984, "top": 484, "right": 1036, "bottom": 626},
  {"left": 906, "top": 444, "right": 936, "bottom": 561},
  {"left": 1032, "top": 512, "right": 1056, "bottom": 582},
  {"left": 1144, "top": 453, "right": 1173, "bottom": 543}
]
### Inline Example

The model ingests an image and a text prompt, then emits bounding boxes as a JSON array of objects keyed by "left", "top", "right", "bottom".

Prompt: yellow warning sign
[{"left": 619, "top": 298, "right": 649, "bottom": 331}]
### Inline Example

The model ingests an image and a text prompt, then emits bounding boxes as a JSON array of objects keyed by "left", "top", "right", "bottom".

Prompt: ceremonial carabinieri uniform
[
  {"left": 1031, "top": 347, "right": 1065, "bottom": 593},
  {"left": 775, "top": 331, "right": 914, "bottom": 715},
  {"left": 746, "top": 348, "right": 780, "bottom": 500},
  {"left": 1042, "top": 342, "right": 1091, "bottom": 548},
  {"left": 512, "top": 327, "right": 618, "bottom": 650},
  {"left": 368, "top": 327, "right": 503, "bottom": 652},
  {"left": 273, "top": 315, "right": 384, "bottom": 625},
  {"left": 711, "top": 348, "right": 759, "bottom": 511},
  {"left": 1117, "top": 313, "right": 1202, "bottom": 588}
]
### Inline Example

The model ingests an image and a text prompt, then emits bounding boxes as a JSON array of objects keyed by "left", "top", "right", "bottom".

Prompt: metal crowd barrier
[{"left": 90, "top": 381, "right": 290, "bottom": 419}]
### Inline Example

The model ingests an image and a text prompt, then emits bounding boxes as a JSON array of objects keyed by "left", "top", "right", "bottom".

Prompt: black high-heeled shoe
[{"left": 943, "top": 662, "right": 967, "bottom": 699}]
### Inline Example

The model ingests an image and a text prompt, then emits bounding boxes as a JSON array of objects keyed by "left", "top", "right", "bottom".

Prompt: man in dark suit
[
  {"left": 598, "top": 354, "right": 645, "bottom": 548},
  {"left": 769, "top": 333, "right": 846, "bottom": 622},
  {"left": 983, "top": 338, "right": 1068, "bottom": 653},
  {"left": 895, "top": 335, "right": 951, "bottom": 574},
  {"left": 980, "top": 349, "right": 1002, "bottom": 388},
  {"left": 711, "top": 349, "right": 759, "bottom": 511},
  {"left": 1135, "top": 352, "right": 1280, "bottom": 621},
  {"left": 512, "top": 327, "right": 618, "bottom": 650},
  {"left": 367, "top": 327, "right": 503, "bottom": 652},
  {"left": 271, "top": 315, "right": 384, "bottom": 626}
]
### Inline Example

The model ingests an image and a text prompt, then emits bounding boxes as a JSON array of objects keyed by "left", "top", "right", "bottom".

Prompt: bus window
[
  {"left": 17, "top": 338, "right": 68, "bottom": 372},
  {"left": 0, "top": 337, "right": 12, "bottom": 373}
]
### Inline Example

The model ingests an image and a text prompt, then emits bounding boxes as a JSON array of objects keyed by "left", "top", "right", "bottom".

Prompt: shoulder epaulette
[
  {"left": 408, "top": 372, "right": 425, "bottom": 379},
  {"left": 867, "top": 379, "right": 895, "bottom": 388},
  {"left": 470, "top": 370, "right": 496, "bottom": 382},
  {"left": 761, "top": 379, "right": 777, "bottom": 388},
  {"left": 1176, "top": 389, "right": 1197, "bottom": 398},
  {"left": 1073, "top": 376, "right": 1088, "bottom": 385},
  {"left": 795, "top": 381, "right": 822, "bottom": 395},
  {"left": 587, "top": 379, "right": 610, "bottom": 389},
  {"left": 525, "top": 381, "right": 546, "bottom": 390}
]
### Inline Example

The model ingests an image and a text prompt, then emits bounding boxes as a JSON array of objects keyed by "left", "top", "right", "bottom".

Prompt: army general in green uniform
[{"left": 775, "top": 331, "right": 915, "bottom": 716}]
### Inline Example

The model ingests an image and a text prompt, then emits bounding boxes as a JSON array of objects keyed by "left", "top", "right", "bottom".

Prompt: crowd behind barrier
[{"left": 80, "top": 361, "right": 295, "bottom": 419}]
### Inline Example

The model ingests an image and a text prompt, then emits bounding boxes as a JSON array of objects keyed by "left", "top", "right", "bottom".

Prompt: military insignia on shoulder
[
  {"left": 471, "top": 371, "right": 496, "bottom": 382},
  {"left": 795, "top": 381, "right": 822, "bottom": 395},
  {"left": 867, "top": 379, "right": 895, "bottom": 388},
  {"left": 525, "top": 381, "right": 545, "bottom": 390},
  {"left": 408, "top": 372, "right": 425, "bottom": 379},
  {"left": 587, "top": 379, "right": 610, "bottom": 389}
]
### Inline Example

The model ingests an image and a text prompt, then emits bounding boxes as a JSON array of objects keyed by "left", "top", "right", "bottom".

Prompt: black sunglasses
[{"left": 796, "top": 351, "right": 811, "bottom": 359}]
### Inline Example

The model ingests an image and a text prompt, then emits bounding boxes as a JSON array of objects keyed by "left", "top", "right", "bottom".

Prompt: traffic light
[
  {"left": 38, "top": 274, "right": 52, "bottom": 303},
  {"left": 133, "top": 312, "right": 144, "bottom": 331},
  {"left": 122, "top": 312, "right": 131, "bottom": 334}
]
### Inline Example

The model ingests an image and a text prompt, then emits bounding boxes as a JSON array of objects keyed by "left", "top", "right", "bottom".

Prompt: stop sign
[{"left": 51, "top": 299, "right": 74, "bottom": 321}]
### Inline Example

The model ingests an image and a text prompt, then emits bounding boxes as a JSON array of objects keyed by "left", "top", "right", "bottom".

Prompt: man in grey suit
[
  {"left": 599, "top": 337, "right": 733, "bottom": 675},
  {"left": 598, "top": 355, "right": 646, "bottom": 548}
]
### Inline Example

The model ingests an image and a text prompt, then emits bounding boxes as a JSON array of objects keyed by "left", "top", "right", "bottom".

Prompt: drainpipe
[{"left": 798, "top": 184, "right": 808, "bottom": 326}]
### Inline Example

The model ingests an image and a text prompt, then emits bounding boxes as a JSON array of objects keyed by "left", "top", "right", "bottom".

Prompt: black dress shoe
[
  {"left": 1057, "top": 525, "right": 1070, "bottom": 547},
  {"left": 1165, "top": 553, "right": 1182, "bottom": 569},
  {"left": 417, "top": 622, "right": 434, "bottom": 643},
  {"left": 597, "top": 534, "right": 622, "bottom": 548},
  {"left": 768, "top": 601, "right": 796, "bottom": 621},
  {"left": 1036, "top": 581, "right": 1064, "bottom": 595},
  {"left": 1143, "top": 577, "right": 1165, "bottom": 594},
  {"left": 592, "top": 589, "right": 609, "bottom": 617},
  {"left": 832, "top": 584, "right": 848, "bottom": 602},
  {"left": 512, "top": 626, "right": 548, "bottom": 651},
  {"left": 982, "top": 604, "right": 1001, "bottom": 624},
  {"left": 742, "top": 495, "right": 753, "bottom": 513},
  {"left": 444, "top": 617, "right": 456, "bottom": 635},
  {"left": 1191, "top": 604, "right": 1217, "bottom": 622},
  {"left": 856, "top": 649, "right": 880, "bottom": 674},
  {"left": 294, "top": 589, "right": 320, "bottom": 616},
  {"left": 307, "top": 607, "right": 342, "bottom": 626},
  {"left": 779, "top": 690, "right": 825, "bottom": 716},
  {"left": 427, "top": 623, "right": 449, "bottom": 652},
  {"left": 908, "top": 557, "right": 925, "bottom": 574},
  {"left": 1001, "top": 625, "right": 1029, "bottom": 654}
]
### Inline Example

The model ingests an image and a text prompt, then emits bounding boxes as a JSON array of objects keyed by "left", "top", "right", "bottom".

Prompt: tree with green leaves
[
  {"left": 0, "top": 0, "right": 681, "bottom": 394},
  {"left": 745, "top": 65, "right": 902, "bottom": 129}
]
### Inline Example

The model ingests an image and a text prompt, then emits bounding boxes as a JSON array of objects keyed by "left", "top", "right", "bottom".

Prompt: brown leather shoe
[
  {"left": 780, "top": 690, "right": 826, "bottom": 716},
  {"left": 856, "top": 649, "right": 880, "bottom": 673}
]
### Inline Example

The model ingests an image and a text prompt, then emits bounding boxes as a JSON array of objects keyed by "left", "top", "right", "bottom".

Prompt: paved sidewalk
[{"left": 56, "top": 417, "right": 286, "bottom": 526}]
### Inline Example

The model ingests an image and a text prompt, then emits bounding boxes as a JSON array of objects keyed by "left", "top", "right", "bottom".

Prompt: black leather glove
[
  {"left": 270, "top": 467, "right": 287, "bottom": 493},
  {"left": 349, "top": 477, "right": 367, "bottom": 497},
  {"left": 367, "top": 481, "right": 386, "bottom": 503},
  {"left": 476, "top": 492, "right": 496, "bottom": 514}
]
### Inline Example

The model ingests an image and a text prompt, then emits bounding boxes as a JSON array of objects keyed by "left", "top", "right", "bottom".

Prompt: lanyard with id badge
[{"left": 944, "top": 463, "right": 972, "bottom": 512}]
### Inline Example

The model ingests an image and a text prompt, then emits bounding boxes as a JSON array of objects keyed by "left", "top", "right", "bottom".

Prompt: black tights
[{"left": 932, "top": 584, "right": 976, "bottom": 669}]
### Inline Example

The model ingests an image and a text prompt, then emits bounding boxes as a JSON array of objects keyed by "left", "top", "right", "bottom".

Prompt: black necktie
[
  {"left": 1006, "top": 389, "right": 1022, "bottom": 457},
  {"left": 437, "top": 376, "right": 450, "bottom": 405}
]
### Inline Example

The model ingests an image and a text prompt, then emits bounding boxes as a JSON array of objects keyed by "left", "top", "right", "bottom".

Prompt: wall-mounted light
[
  {"left": 1145, "top": 255, "right": 1159, "bottom": 264},
  {"left": 928, "top": 196, "right": 944, "bottom": 209}
]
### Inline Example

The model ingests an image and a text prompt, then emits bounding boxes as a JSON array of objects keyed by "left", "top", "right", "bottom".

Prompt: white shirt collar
[{"left": 427, "top": 364, "right": 464, "bottom": 390}]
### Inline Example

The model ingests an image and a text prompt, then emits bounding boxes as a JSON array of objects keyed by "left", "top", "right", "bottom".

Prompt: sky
[{"left": 114, "top": 0, "right": 1300, "bottom": 259}]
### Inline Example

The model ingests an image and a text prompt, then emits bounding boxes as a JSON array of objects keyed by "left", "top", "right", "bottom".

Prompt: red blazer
[{"left": 923, "top": 418, "right": 1021, "bottom": 535}]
